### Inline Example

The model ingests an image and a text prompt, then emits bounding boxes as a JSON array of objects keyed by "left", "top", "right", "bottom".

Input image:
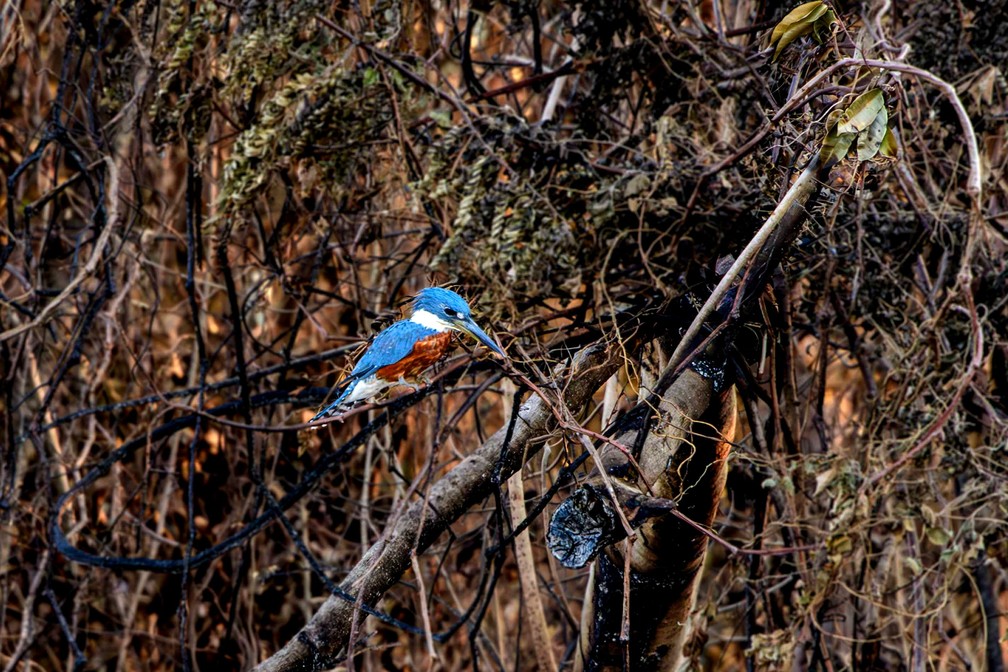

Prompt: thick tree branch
[
  {"left": 554, "top": 153, "right": 829, "bottom": 671},
  {"left": 256, "top": 343, "right": 621, "bottom": 672}
]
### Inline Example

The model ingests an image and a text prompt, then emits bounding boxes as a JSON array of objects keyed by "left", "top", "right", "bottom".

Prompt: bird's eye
[{"left": 444, "top": 308, "right": 458, "bottom": 318}]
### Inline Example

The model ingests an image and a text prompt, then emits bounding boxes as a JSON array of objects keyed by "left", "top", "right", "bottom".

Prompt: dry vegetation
[{"left": 1, "top": 1, "right": 1007, "bottom": 670}]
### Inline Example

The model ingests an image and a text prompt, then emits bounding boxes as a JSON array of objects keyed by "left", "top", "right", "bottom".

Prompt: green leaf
[
  {"left": 820, "top": 130, "right": 857, "bottom": 168},
  {"left": 771, "top": 2, "right": 834, "bottom": 60},
  {"left": 837, "top": 89, "right": 885, "bottom": 135},
  {"left": 827, "top": 534, "right": 853, "bottom": 556},
  {"left": 879, "top": 127, "right": 898, "bottom": 157},
  {"left": 823, "top": 106, "right": 845, "bottom": 130},
  {"left": 925, "top": 527, "right": 952, "bottom": 547},
  {"left": 903, "top": 556, "right": 922, "bottom": 576},
  {"left": 429, "top": 108, "right": 453, "bottom": 129},
  {"left": 774, "top": 21, "right": 812, "bottom": 60},
  {"left": 771, "top": 2, "right": 828, "bottom": 45},
  {"left": 857, "top": 105, "right": 888, "bottom": 160},
  {"left": 812, "top": 9, "right": 837, "bottom": 42}
]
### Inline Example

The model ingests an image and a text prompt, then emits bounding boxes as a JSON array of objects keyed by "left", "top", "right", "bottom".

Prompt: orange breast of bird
[{"left": 376, "top": 331, "right": 454, "bottom": 381}]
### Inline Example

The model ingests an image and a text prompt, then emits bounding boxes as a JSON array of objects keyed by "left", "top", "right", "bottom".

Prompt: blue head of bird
[{"left": 411, "top": 288, "right": 505, "bottom": 357}]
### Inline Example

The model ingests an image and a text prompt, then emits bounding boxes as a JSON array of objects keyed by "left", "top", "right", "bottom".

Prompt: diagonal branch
[{"left": 255, "top": 343, "right": 622, "bottom": 672}]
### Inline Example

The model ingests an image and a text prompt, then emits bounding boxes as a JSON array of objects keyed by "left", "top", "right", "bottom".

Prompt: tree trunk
[{"left": 581, "top": 368, "right": 736, "bottom": 671}]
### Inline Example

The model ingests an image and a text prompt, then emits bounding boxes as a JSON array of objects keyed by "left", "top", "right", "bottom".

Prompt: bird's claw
[{"left": 397, "top": 377, "right": 422, "bottom": 393}]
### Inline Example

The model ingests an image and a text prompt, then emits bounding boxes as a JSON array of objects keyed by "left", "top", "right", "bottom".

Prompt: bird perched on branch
[{"left": 311, "top": 287, "right": 505, "bottom": 422}]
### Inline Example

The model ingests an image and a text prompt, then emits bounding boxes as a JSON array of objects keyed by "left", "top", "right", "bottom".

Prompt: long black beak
[{"left": 459, "top": 317, "right": 505, "bottom": 358}]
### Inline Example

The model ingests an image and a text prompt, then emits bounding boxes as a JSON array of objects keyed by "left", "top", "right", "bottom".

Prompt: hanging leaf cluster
[
  {"left": 419, "top": 118, "right": 603, "bottom": 313},
  {"left": 819, "top": 88, "right": 898, "bottom": 168}
]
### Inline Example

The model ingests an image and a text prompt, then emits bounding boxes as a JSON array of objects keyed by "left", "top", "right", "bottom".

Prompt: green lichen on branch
[
  {"left": 217, "top": 65, "right": 394, "bottom": 230},
  {"left": 419, "top": 116, "right": 615, "bottom": 315},
  {"left": 148, "top": 0, "right": 401, "bottom": 239},
  {"left": 149, "top": 0, "right": 219, "bottom": 144},
  {"left": 150, "top": 0, "right": 333, "bottom": 146},
  {"left": 219, "top": 0, "right": 330, "bottom": 108}
]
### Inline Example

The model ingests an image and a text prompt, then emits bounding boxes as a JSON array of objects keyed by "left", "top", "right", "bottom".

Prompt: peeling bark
[{"left": 579, "top": 368, "right": 736, "bottom": 671}]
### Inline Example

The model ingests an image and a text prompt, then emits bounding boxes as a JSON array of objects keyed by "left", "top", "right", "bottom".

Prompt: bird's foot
[{"left": 397, "top": 377, "right": 422, "bottom": 393}]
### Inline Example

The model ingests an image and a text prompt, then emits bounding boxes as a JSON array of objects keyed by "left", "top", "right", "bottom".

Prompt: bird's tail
[{"left": 310, "top": 379, "right": 356, "bottom": 424}]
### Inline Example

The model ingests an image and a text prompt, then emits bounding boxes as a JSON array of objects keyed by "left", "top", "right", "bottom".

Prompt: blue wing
[
  {"left": 349, "top": 319, "right": 438, "bottom": 379},
  {"left": 311, "top": 320, "right": 438, "bottom": 423}
]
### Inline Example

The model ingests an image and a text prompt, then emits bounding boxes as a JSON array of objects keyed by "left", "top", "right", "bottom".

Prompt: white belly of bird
[{"left": 344, "top": 375, "right": 390, "bottom": 405}]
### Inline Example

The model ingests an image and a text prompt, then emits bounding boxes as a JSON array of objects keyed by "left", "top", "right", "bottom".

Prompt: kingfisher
[{"left": 311, "top": 287, "right": 505, "bottom": 422}]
